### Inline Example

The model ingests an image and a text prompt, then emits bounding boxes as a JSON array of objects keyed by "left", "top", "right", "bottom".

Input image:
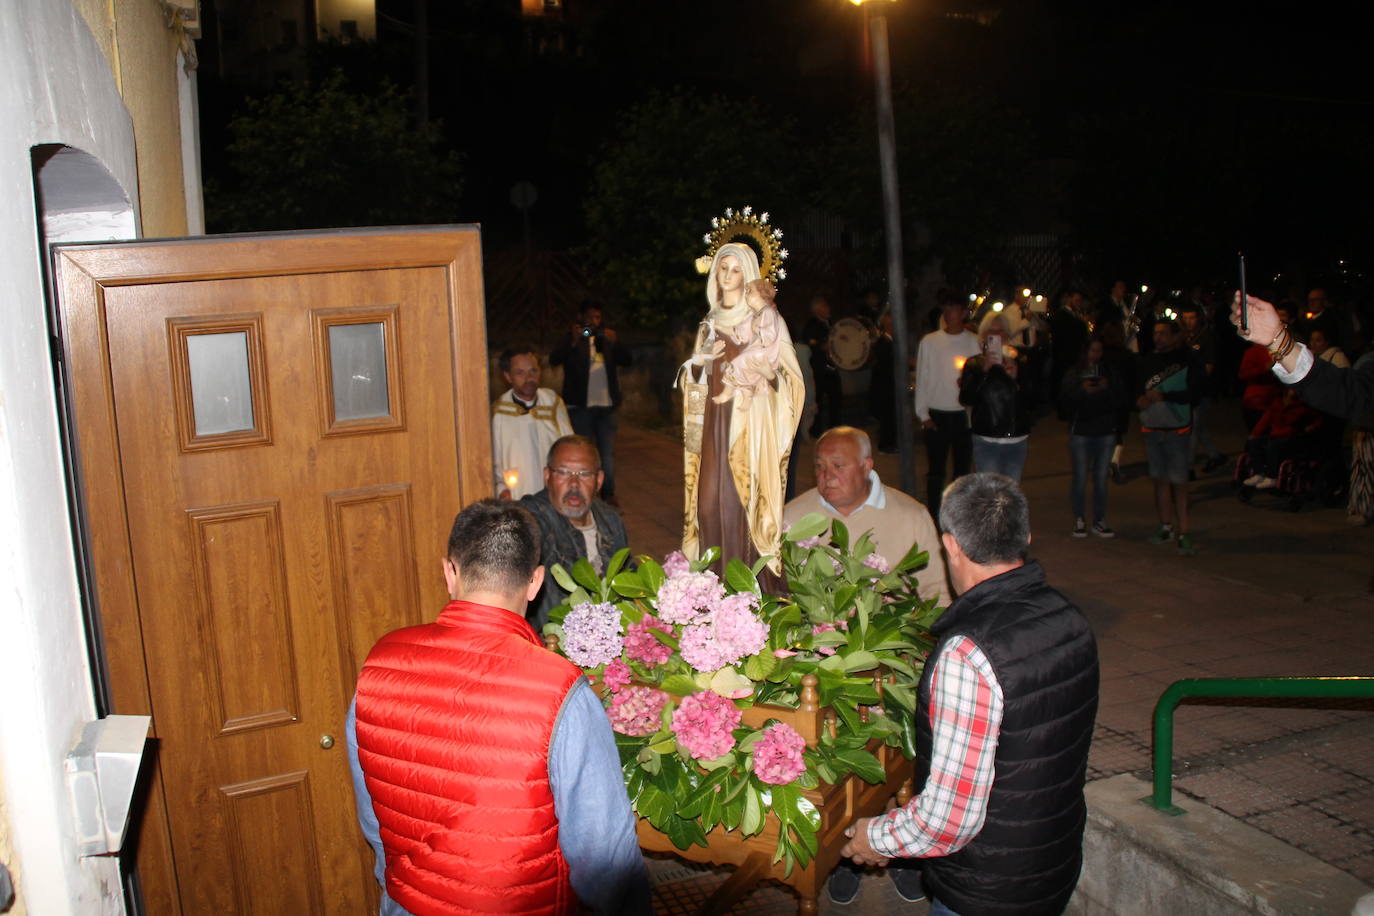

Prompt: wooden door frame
[{"left": 53, "top": 227, "right": 492, "bottom": 913}]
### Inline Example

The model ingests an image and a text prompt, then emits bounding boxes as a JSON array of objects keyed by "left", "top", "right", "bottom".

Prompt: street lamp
[{"left": 850, "top": 0, "right": 915, "bottom": 496}]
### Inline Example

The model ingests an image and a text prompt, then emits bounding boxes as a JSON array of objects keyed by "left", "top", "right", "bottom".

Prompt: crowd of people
[{"left": 887, "top": 279, "right": 1374, "bottom": 548}]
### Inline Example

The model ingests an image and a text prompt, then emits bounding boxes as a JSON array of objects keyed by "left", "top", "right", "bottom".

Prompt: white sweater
[{"left": 914, "top": 329, "right": 980, "bottom": 421}]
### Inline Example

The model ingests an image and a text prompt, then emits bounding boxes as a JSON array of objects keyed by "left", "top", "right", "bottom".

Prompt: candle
[
  {"left": 954, "top": 356, "right": 967, "bottom": 371},
  {"left": 503, "top": 469, "right": 520, "bottom": 490}
]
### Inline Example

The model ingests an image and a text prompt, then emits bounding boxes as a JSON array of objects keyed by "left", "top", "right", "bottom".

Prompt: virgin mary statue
[{"left": 679, "top": 241, "right": 804, "bottom": 583}]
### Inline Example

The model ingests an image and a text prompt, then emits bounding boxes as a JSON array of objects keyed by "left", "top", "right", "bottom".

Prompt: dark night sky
[{"left": 200, "top": 0, "right": 1374, "bottom": 296}]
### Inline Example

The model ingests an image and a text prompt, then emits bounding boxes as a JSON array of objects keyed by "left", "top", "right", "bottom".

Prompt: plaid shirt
[{"left": 868, "top": 636, "right": 1005, "bottom": 858}]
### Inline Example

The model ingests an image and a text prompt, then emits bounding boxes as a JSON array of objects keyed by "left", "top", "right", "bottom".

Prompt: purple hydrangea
[
  {"left": 656, "top": 570, "right": 725, "bottom": 625},
  {"left": 560, "top": 601, "right": 623, "bottom": 668}
]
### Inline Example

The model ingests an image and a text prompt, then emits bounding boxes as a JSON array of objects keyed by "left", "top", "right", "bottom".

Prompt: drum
[{"left": 828, "top": 317, "right": 877, "bottom": 370}]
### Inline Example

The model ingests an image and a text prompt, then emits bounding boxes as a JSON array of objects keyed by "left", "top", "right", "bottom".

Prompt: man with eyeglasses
[{"left": 519, "top": 435, "right": 629, "bottom": 630}]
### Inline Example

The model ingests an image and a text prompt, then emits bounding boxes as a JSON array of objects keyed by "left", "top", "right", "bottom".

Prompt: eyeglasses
[{"left": 548, "top": 467, "right": 598, "bottom": 481}]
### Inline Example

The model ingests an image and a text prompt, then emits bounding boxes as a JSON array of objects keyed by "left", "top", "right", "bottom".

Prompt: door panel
[{"left": 56, "top": 229, "right": 491, "bottom": 914}]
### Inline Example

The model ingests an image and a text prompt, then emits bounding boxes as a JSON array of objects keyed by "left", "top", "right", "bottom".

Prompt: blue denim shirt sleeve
[
  {"left": 346, "top": 698, "right": 410, "bottom": 916},
  {"left": 549, "top": 680, "right": 654, "bottom": 915}
]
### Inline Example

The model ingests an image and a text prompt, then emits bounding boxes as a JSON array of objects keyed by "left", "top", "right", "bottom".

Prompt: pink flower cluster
[
  {"left": 863, "top": 552, "right": 891, "bottom": 574},
  {"left": 623, "top": 616, "right": 673, "bottom": 667},
  {"left": 656, "top": 570, "right": 725, "bottom": 625},
  {"left": 602, "top": 657, "right": 632, "bottom": 692},
  {"left": 679, "top": 592, "right": 769, "bottom": 673},
  {"left": 671, "top": 690, "right": 742, "bottom": 760},
  {"left": 608, "top": 686, "right": 669, "bottom": 736},
  {"left": 751, "top": 723, "right": 807, "bottom": 785},
  {"left": 560, "top": 601, "right": 623, "bottom": 668},
  {"left": 662, "top": 550, "right": 690, "bottom": 578}
]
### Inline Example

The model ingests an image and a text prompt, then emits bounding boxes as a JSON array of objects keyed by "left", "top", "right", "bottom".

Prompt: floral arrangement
[{"left": 545, "top": 513, "right": 943, "bottom": 873}]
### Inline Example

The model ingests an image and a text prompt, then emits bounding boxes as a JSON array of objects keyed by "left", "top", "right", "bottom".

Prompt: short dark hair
[
  {"left": 546, "top": 434, "right": 601, "bottom": 469},
  {"left": 938, "top": 473, "right": 1030, "bottom": 565},
  {"left": 1154, "top": 318, "right": 1180, "bottom": 335},
  {"left": 498, "top": 345, "right": 538, "bottom": 374},
  {"left": 936, "top": 288, "right": 964, "bottom": 309},
  {"left": 447, "top": 499, "right": 540, "bottom": 594},
  {"left": 1178, "top": 302, "right": 1202, "bottom": 317}
]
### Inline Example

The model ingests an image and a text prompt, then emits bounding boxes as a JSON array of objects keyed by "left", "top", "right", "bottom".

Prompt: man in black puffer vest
[{"left": 841, "top": 473, "right": 1099, "bottom": 915}]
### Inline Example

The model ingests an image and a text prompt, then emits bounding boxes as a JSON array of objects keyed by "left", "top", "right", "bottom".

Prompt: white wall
[{"left": 0, "top": 1, "right": 140, "bottom": 913}]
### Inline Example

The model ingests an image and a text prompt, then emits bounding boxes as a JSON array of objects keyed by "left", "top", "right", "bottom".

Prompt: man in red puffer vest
[{"left": 347, "top": 499, "right": 650, "bottom": 915}]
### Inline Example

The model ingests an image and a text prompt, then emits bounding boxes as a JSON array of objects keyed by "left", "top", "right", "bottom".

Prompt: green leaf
[
  {"left": 609, "top": 570, "right": 651, "bottom": 598},
  {"left": 735, "top": 729, "right": 765, "bottom": 754},
  {"left": 783, "top": 512, "right": 830, "bottom": 543},
  {"left": 750, "top": 555, "right": 770, "bottom": 577},
  {"left": 743, "top": 651, "right": 778, "bottom": 681},
  {"left": 883, "top": 683, "right": 915, "bottom": 712},
  {"left": 818, "top": 653, "right": 846, "bottom": 672},
  {"left": 741, "top": 785, "right": 764, "bottom": 835},
  {"left": 835, "top": 748, "right": 886, "bottom": 784},
  {"left": 795, "top": 793, "right": 821, "bottom": 832},
  {"left": 663, "top": 813, "right": 705, "bottom": 850},
  {"left": 694, "top": 547, "right": 720, "bottom": 571},
  {"left": 832, "top": 698, "right": 863, "bottom": 737},
  {"left": 895, "top": 540, "right": 931, "bottom": 574},
  {"left": 831, "top": 519, "right": 850, "bottom": 553},
  {"left": 840, "top": 650, "right": 880, "bottom": 674},
  {"left": 658, "top": 674, "right": 699, "bottom": 696},
  {"left": 638, "top": 557, "right": 667, "bottom": 594},
  {"left": 679, "top": 767, "right": 731, "bottom": 817},
  {"left": 570, "top": 557, "right": 603, "bottom": 593},
  {"left": 550, "top": 562, "right": 578, "bottom": 593},
  {"left": 604, "top": 548, "right": 630, "bottom": 583},
  {"left": 725, "top": 557, "right": 760, "bottom": 594}
]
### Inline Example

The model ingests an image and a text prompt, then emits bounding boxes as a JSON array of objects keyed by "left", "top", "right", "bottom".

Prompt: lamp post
[{"left": 851, "top": 0, "right": 915, "bottom": 496}]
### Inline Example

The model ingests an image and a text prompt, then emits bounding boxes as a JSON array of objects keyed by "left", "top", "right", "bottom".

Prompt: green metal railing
[{"left": 1146, "top": 676, "right": 1374, "bottom": 814}]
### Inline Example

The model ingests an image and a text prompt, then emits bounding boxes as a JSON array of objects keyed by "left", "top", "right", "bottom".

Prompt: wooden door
[{"left": 55, "top": 229, "right": 492, "bottom": 914}]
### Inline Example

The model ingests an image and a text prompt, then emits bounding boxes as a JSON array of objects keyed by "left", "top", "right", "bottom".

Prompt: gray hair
[
  {"left": 816, "top": 426, "right": 872, "bottom": 461},
  {"left": 546, "top": 434, "right": 601, "bottom": 469},
  {"left": 938, "top": 473, "right": 1030, "bottom": 565}
]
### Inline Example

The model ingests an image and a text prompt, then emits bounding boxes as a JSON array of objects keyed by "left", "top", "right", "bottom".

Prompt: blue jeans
[
  {"left": 568, "top": 406, "right": 619, "bottom": 500},
  {"left": 972, "top": 437, "right": 1028, "bottom": 482},
  {"left": 1070, "top": 433, "right": 1115, "bottom": 523},
  {"left": 929, "top": 897, "right": 961, "bottom": 916}
]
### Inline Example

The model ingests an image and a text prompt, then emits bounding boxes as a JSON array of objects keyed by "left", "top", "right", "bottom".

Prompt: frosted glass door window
[
  {"left": 329, "top": 322, "right": 390, "bottom": 421},
  {"left": 187, "top": 331, "right": 255, "bottom": 435}
]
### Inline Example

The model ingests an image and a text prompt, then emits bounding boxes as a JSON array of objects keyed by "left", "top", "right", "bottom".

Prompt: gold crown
[{"left": 696, "top": 205, "right": 788, "bottom": 284}]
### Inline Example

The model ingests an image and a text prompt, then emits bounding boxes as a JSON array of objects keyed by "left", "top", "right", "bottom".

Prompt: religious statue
[{"left": 679, "top": 208, "right": 805, "bottom": 583}]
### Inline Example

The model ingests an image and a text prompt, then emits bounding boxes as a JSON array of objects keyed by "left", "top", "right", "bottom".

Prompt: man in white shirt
[
  {"left": 784, "top": 427, "right": 950, "bottom": 608},
  {"left": 916, "top": 293, "right": 982, "bottom": 519},
  {"left": 491, "top": 345, "right": 573, "bottom": 500}
]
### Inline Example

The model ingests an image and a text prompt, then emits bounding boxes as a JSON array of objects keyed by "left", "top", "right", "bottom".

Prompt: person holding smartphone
[
  {"left": 1060, "top": 337, "right": 1126, "bottom": 537},
  {"left": 959, "top": 316, "right": 1034, "bottom": 482}
]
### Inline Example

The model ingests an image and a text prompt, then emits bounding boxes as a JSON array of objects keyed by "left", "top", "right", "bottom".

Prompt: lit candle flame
[
  {"left": 954, "top": 356, "right": 967, "bottom": 371},
  {"left": 503, "top": 469, "right": 520, "bottom": 489}
]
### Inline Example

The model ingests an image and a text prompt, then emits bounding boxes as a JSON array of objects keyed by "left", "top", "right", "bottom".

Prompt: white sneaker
[
  {"left": 1242, "top": 474, "right": 1264, "bottom": 487},
  {"left": 1072, "top": 518, "right": 1087, "bottom": 538}
]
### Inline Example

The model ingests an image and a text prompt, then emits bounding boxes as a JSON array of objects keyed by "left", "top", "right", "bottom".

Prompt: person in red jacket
[
  {"left": 1237, "top": 301, "right": 1295, "bottom": 434},
  {"left": 1242, "top": 389, "right": 1324, "bottom": 489},
  {"left": 347, "top": 499, "right": 650, "bottom": 916}
]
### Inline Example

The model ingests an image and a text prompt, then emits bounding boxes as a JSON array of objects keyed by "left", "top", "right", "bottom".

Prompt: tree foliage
[
  {"left": 205, "top": 71, "right": 463, "bottom": 232},
  {"left": 581, "top": 91, "right": 801, "bottom": 330},
  {"left": 812, "top": 84, "right": 1034, "bottom": 288}
]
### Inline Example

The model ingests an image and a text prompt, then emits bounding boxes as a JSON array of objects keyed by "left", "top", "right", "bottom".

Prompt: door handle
[{"left": 319, "top": 734, "right": 335, "bottom": 750}]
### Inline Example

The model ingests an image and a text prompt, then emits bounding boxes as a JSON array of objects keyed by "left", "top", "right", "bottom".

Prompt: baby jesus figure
[{"left": 712, "top": 278, "right": 786, "bottom": 408}]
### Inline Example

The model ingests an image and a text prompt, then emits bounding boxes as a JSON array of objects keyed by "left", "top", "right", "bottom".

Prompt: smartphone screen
[{"left": 986, "top": 334, "right": 1003, "bottom": 364}]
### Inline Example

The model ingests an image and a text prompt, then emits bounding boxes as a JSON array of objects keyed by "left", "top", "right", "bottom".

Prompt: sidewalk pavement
[{"left": 613, "top": 403, "right": 1374, "bottom": 914}]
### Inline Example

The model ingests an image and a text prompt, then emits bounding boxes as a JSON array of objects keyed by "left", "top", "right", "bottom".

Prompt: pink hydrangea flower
[
  {"left": 671, "top": 691, "right": 742, "bottom": 759},
  {"left": 795, "top": 535, "right": 824, "bottom": 549},
  {"left": 607, "top": 686, "right": 669, "bottom": 736},
  {"left": 752, "top": 723, "right": 807, "bottom": 785},
  {"left": 662, "top": 550, "right": 690, "bottom": 578},
  {"left": 656, "top": 570, "right": 725, "bottom": 625},
  {"left": 561, "top": 602, "right": 623, "bottom": 668},
  {"left": 602, "top": 657, "right": 632, "bottom": 692},
  {"left": 678, "top": 593, "right": 768, "bottom": 673},
  {"left": 863, "top": 552, "right": 891, "bottom": 574},
  {"left": 623, "top": 616, "right": 673, "bottom": 667}
]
